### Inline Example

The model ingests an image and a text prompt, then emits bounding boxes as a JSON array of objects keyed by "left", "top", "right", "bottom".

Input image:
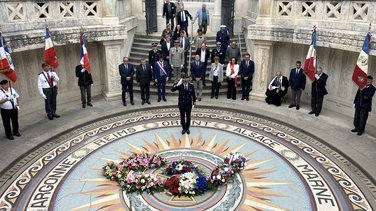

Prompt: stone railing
[{"left": 243, "top": 0, "right": 376, "bottom": 55}]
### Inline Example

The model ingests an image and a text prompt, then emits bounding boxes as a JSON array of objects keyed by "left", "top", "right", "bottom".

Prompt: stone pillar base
[
  {"left": 102, "top": 17, "right": 119, "bottom": 25},
  {"left": 102, "top": 91, "right": 121, "bottom": 101}
]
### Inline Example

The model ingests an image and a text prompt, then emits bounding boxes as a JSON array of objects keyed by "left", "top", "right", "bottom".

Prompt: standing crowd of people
[{"left": 0, "top": 1, "right": 374, "bottom": 139}]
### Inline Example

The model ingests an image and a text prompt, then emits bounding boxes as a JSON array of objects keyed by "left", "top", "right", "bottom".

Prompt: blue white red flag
[
  {"left": 352, "top": 33, "right": 371, "bottom": 89},
  {"left": 80, "top": 31, "right": 91, "bottom": 73},
  {"left": 44, "top": 26, "right": 58, "bottom": 69},
  {"left": 0, "top": 32, "right": 17, "bottom": 83},
  {"left": 304, "top": 28, "right": 316, "bottom": 81}
]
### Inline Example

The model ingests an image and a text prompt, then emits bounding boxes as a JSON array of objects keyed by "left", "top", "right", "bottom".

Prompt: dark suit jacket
[
  {"left": 161, "top": 41, "right": 173, "bottom": 59},
  {"left": 136, "top": 64, "right": 153, "bottom": 85},
  {"left": 154, "top": 60, "right": 170, "bottom": 80},
  {"left": 211, "top": 48, "right": 225, "bottom": 64},
  {"left": 171, "top": 83, "right": 196, "bottom": 109},
  {"left": 195, "top": 48, "right": 210, "bottom": 64},
  {"left": 239, "top": 60, "right": 255, "bottom": 80},
  {"left": 148, "top": 49, "right": 162, "bottom": 67},
  {"left": 289, "top": 68, "right": 306, "bottom": 90},
  {"left": 311, "top": 73, "right": 328, "bottom": 96},
  {"left": 177, "top": 10, "right": 192, "bottom": 26},
  {"left": 163, "top": 2, "right": 176, "bottom": 19},
  {"left": 119, "top": 63, "right": 134, "bottom": 84},
  {"left": 354, "top": 84, "right": 376, "bottom": 112},
  {"left": 191, "top": 61, "right": 205, "bottom": 79},
  {"left": 75, "top": 64, "right": 93, "bottom": 87}
]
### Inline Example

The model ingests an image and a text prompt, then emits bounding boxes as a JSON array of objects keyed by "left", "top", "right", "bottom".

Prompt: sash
[
  {"left": 157, "top": 61, "right": 167, "bottom": 76},
  {"left": 42, "top": 72, "right": 54, "bottom": 89}
]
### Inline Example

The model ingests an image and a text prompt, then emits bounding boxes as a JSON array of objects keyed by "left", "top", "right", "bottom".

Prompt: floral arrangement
[
  {"left": 224, "top": 152, "right": 246, "bottom": 173},
  {"left": 210, "top": 165, "right": 235, "bottom": 187},
  {"left": 103, "top": 152, "right": 246, "bottom": 196}
]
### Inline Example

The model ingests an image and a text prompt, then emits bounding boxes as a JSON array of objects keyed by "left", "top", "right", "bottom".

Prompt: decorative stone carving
[
  {"left": 34, "top": 2, "right": 50, "bottom": 19},
  {"left": 59, "top": 2, "right": 75, "bottom": 18},
  {"left": 301, "top": 1, "right": 316, "bottom": 18},
  {"left": 277, "top": 1, "right": 292, "bottom": 17},
  {"left": 325, "top": 2, "right": 342, "bottom": 19},
  {"left": 6, "top": 3, "right": 25, "bottom": 21},
  {"left": 351, "top": 2, "right": 369, "bottom": 21},
  {"left": 83, "top": 1, "right": 98, "bottom": 17}
]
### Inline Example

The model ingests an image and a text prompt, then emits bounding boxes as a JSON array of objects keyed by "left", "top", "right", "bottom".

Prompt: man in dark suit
[
  {"left": 195, "top": 43, "right": 210, "bottom": 87},
  {"left": 178, "top": 31, "right": 190, "bottom": 68},
  {"left": 154, "top": 55, "right": 170, "bottom": 102},
  {"left": 136, "top": 58, "right": 153, "bottom": 105},
  {"left": 75, "top": 64, "right": 93, "bottom": 108},
  {"left": 161, "top": 35, "right": 173, "bottom": 79},
  {"left": 176, "top": 6, "right": 192, "bottom": 37},
  {"left": 163, "top": 0, "right": 176, "bottom": 31},
  {"left": 119, "top": 57, "right": 134, "bottom": 106},
  {"left": 171, "top": 73, "right": 196, "bottom": 135},
  {"left": 351, "top": 75, "right": 375, "bottom": 136},
  {"left": 239, "top": 53, "right": 255, "bottom": 101},
  {"left": 288, "top": 61, "right": 306, "bottom": 110},
  {"left": 191, "top": 54, "right": 205, "bottom": 101},
  {"left": 309, "top": 67, "right": 328, "bottom": 116}
]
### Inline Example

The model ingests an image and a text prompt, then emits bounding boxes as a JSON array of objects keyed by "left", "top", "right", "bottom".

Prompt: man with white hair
[{"left": 192, "top": 4, "right": 210, "bottom": 34}]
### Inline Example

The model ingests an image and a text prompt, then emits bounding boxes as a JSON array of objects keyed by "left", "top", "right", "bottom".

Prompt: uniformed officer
[
  {"left": 148, "top": 43, "right": 161, "bottom": 68},
  {"left": 169, "top": 40, "right": 184, "bottom": 83},
  {"left": 0, "top": 80, "right": 21, "bottom": 140},
  {"left": 171, "top": 73, "right": 196, "bottom": 134},
  {"left": 211, "top": 42, "right": 225, "bottom": 64},
  {"left": 216, "top": 25, "right": 230, "bottom": 53},
  {"left": 38, "top": 63, "right": 60, "bottom": 120}
]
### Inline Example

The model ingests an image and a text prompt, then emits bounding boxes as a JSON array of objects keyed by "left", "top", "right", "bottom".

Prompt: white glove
[
  {"left": 81, "top": 69, "right": 85, "bottom": 73},
  {"left": 177, "top": 78, "right": 183, "bottom": 86},
  {"left": 7, "top": 96, "right": 11, "bottom": 101},
  {"left": 180, "top": 64, "right": 184, "bottom": 68},
  {"left": 17, "top": 106, "right": 20, "bottom": 111},
  {"left": 42, "top": 94, "right": 47, "bottom": 100},
  {"left": 281, "top": 87, "right": 285, "bottom": 91},
  {"left": 314, "top": 74, "right": 319, "bottom": 80}
]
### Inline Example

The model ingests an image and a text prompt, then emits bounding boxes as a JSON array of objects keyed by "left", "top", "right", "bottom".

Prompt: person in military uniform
[
  {"left": 0, "top": 80, "right": 21, "bottom": 140},
  {"left": 171, "top": 73, "right": 196, "bottom": 135},
  {"left": 309, "top": 67, "right": 328, "bottom": 116},
  {"left": 216, "top": 25, "right": 230, "bottom": 54},
  {"left": 37, "top": 63, "right": 60, "bottom": 120},
  {"left": 119, "top": 57, "right": 135, "bottom": 106},
  {"left": 154, "top": 55, "right": 170, "bottom": 102},
  {"left": 149, "top": 43, "right": 161, "bottom": 68},
  {"left": 75, "top": 64, "right": 93, "bottom": 108},
  {"left": 351, "top": 75, "right": 375, "bottom": 136},
  {"left": 211, "top": 42, "right": 225, "bottom": 64},
  {"left": 169, "top": 40, "right": 184, "bottom": 83}
]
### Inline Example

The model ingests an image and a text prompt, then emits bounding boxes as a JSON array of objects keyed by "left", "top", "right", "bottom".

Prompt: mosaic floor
[{"left": 0, "top": 107, "right": 373, "bottom": 211}]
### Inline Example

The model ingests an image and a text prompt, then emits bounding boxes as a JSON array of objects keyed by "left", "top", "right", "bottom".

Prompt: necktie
[
  {"left": 47, "top": 72, "right": 53, "bottom": 88},
  {"left": 182, "top": 11, "right": 185, "bottom": 22},
  {"left": 196, "top": 61, "right": 199, "bottom": 67},
  {"left": 185, "top": 84, "right": 188, "bottom": 90},
  {"left": 143, "top": 65, "right": 145, "bottom": 71},
  {"left": 296, "top": 69, "right": 299, "bottom": 74},
  {"left": 247, "top": 61, "right": 249, "bottom": 67}
]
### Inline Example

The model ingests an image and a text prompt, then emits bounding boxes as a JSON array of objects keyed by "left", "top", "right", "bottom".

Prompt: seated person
[{"left": 265, "top": 71, "right": 289, "bottom": 106}]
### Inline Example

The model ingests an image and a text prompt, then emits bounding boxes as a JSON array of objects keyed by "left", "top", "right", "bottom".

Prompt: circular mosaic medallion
[{"left": 0, "top": 107, "right": 373, "bottom": 211}]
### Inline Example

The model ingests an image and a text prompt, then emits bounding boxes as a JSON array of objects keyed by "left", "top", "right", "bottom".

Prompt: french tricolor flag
[
  {"left": 0, "top": 32, "right": 17, "bottom": 83},
  {"left": 352, "top": 33, "right": 371, "bottom": 90},
  {"left": 304, "top": 28, "right": 316, "bottom": 81},
  {"left": 80, "top": 31, "right": 91, "bottom": 73},
  {"left": 44, "top": 27, "right": 58, "bottom": 69}
]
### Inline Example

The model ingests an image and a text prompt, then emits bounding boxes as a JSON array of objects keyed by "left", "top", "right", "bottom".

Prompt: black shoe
[
  {"left": 227, "top": 97, "right": 231, "bottom": 99},
  {"left": 198, "top": 98, "right": 201, "bottom": 101},
  {"left": 131, "top": 101, "right": 134, "bottom": 105},
  {"left": 158, "top": 98, "right": 161, "bottom": 102},
  {"left": 308, "top": 111, "right": 315, "bottom": 115},
  {"left": 351, "top": 128, "right": 359, "bottom": 133},
  {"left": 87, "top": 103, "right": 93, "bottom": 107},
  {"left": 357, "top": 131, "right": 364, "bottom": 136},
  {"left": 211, "top": 96, "right": 214, "bottom": 99},
  {"left": 146, "top": 100, "right": 151, "bottom": 104},
  {"left": 53, "top": 114, "right": 60, "bottom": 118},
  {"left": 14, "top": 132, "right": 21, "bottom": 137},
  {"left": 296, "top": 106, "right": 300, "bottom": 110},
  {"left": 288, "top": 104, "right": 295, "bottom": 108},
  {"left": 142, "top": 100, "right": 145, "bottom": 105},
  {"left": 232, "top": 98, "right": 236, "bottom": 100},
  {"left": 215, "top": 96, "right": 218, "bottom": 99},
  {"left": 182, "top": 130, "right": 186, "bottom": 134},
  {"left": 241, "top": 97, "right": 245, "bottom": 100},
  {"left": 163, "top": 98, "right": 167, "bottom": 102},
  {"left": 186, "top": 129, "right": 190, "bottom": 134},
  {"left": 82, "top": 104, "right": 86, "bottom": 108},
  {"left": 48, "top": 115, "right": 53, "bottom": 120},
  {"left": 7, "top": 136, "right": 14, "bottom": 140},
  {"left": 315, "top": 113, "right": 319, "bottom": 117},
  {"left": 246, "top": 98, "right": 249, "bottom": 101}
]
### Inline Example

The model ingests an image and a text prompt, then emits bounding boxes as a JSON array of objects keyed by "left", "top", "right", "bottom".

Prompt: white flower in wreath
[
  {"left": 141, "top": 179, "right": 145, "bottom": 184},
  {"left": 216, "top": 175, "right": 221, "bottom": 180},
  {"left": 222, "top": 179, "right": 225, "bottom": 182}
]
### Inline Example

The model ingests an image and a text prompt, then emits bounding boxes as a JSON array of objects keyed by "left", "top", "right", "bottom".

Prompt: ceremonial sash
[
  {"left": 157, "top": 61, "right": 167, "bottom": 76},
  {"left": 230, "top": 64, "right": 237, "bottom": 87}
]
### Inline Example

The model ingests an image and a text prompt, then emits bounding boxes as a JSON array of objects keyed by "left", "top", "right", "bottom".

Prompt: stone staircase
[{"left": 129, "top": 33, "right": 248, "bottom": 96}]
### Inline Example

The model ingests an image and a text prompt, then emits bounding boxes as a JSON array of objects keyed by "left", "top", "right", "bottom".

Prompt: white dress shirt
[
  {"left": 0, "top": 88, "right": 19, "bottom": 110},
  {"left": 38, "top": 70, "right": 60, "bottom": 96},
  {"left": 200, "top": 50, "right": 206, "bottom": 62}
]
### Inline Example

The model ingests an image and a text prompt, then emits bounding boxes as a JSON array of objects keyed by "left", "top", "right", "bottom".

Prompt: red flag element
[
  {"left": 304, "top": 28, "right": 316, "bottom": 81},
  {"left": 0, "top": 32, "right": 17, "bottom": 83},
  {"left": 80, "top": 31, "right": 91, "bottom": 73},
  {"left": 352, "top": 33, "right": 371, "bottom": 90},
  {"left": 44, "top": 27, "right": 58, "bottom": 69}
]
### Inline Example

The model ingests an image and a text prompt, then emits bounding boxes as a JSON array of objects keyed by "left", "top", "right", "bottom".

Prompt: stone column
[
  {"left": 156, "top": 0, "right": 165, "bottom": 31},
  {"left": 211, "top": 0, "right": 221, "bottom": 32},
  {"left": 256, "top": 0, "right": 273, "bottom": 25},
  {"left": 250, "top": 40, "right": 274, "bottom": 100},
  {"left": 102, "top": 0, "right": 119, "bottom": 25},
  {"left": 102, "top": 40, "right": 123, "bottom": 100}
]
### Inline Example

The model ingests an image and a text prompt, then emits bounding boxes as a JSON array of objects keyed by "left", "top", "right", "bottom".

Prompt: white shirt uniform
[
  {"left": 38, "top": 70, "right": 59, "bottom": 96},
  {"left": 0, "top": 88, "right": 19, "bottom": 110}
]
